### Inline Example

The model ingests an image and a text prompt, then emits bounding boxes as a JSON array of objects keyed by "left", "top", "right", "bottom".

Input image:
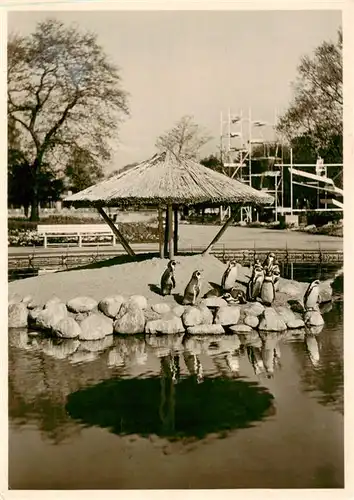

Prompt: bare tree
[
  {"left": 155, "top": 115, "right": 212, "bottom": 160},
  {"left": 8, "top": 18, "right": 129, "bottom": 220},
  {"left": 276, "top": 28, "right": 342, "bottom": 157}
]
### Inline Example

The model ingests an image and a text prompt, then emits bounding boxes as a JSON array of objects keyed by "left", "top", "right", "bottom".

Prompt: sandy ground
[{"left": 8, "top": 254, "right": 238, "bottom": 306}]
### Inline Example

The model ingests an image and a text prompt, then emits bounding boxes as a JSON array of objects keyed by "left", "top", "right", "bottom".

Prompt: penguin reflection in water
[
  {"left": 221, "top": 260, "right": 240, "bottom": 291},
  {"left": 160, "top": 260, "right": 177, "bottom": 296},
  {"left": 247, "top": 260, "right": 265, "bottom": 301},
  {"left": 182, "top": 270, "right": 202, "bottom": 305},
  {"left": 303, "top": 279, "right": 320, "bottom": 311}
]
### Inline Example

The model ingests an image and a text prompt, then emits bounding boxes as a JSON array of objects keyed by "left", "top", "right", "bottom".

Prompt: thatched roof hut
[
  {"left": 64, "top": 152, "right": 274, "bottom": 259},
  {"left": 65, "top": 151, "right": 273, "bottom": 208}
]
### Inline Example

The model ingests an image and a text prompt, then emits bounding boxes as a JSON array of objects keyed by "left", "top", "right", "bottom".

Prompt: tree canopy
[
  {"left": 155, "top": 115, "right": 212, "bottom": 160},
  {"left": 8, "top": 18, "right": 129, "bottom": 219},
  {"left": 276, "top": 28, "right": 342, "bottom": 160}
]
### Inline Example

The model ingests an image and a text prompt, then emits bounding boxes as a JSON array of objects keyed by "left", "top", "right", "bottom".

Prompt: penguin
[
  {"left": 262, "top": 252, "right": 276, "bottom": 272},
  {"left": 271, "top": 260, "right": 281, "bottom": 291},
  {"left": 304, "top": 280, "right": 320, "bottom": 311},
  {"left": 182, "top": 270, "right": 202, "bottom": 305},
  {"left": 223, "top": 287, "right": 247, "bottom": 304},
  {"left": 221, "top": 260, "right": 240, "bottom": 291},
  {"left": 247, "top": 263, "right": 264, "bottom": 301},
  {"left": 260, "top": 268, "right": 275, "bottom": 306},
  {"left": 160, "top": 260, "right": 177, "bottom": 296}
]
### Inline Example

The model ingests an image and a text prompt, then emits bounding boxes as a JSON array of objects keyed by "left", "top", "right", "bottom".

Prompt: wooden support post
[
  {"left": 97, "top": 206, "right": 135, "bottom": 257},
  {"left": 158, "top": 207, "right": 164, "bottom": 258},
  {"left": 202, "top": 206, "right": 239, "bottom": 255},
  {"left": 167, "top": 204, "right": 174, "bottom": 260},
  {"left": 164, "top": 209, "right": 169, "bottom": 258},
  {"left": 173, "top": 207, "right": 178, "bottom": 256}
]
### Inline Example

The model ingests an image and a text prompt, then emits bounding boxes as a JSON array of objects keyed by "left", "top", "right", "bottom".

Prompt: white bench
[{"left": 37, "top": 224, "right": 118, "bottom": 248}]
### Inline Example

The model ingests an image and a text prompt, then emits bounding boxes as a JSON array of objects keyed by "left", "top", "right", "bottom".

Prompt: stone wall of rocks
[{"left": 8, "top": 288, "right": 329, "bottom": 340}]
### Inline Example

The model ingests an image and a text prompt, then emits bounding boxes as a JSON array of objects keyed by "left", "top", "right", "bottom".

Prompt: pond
[{"left": 8, "top": 295, "right": 343, "bottom": 489}]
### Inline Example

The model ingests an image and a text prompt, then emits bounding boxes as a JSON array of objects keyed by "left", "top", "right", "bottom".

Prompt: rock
[
  {"left": 258, "top": 308, "right": 287, "bottom": 332},
  {"left": 79, "top": 313, "right": 113, "bottom": 340},
  {"left": 151, "top": 303, "right": 171, "bottom": 315},
  {"left": 214, "top": 305, "right": 240, "bottom": 326},
  {"left": 98, "top": 295, "right": 125, "bottom": 318},
  {"left": 8, "top": 302, "right": 28, "bottom": 328},
  {"left": 113, "top": 303, "right": 145, "bottom": 335},
  {"left": 277, "top": 280, "right": 302, "bottom": 297},
  {"left": 80, "top": 336, "right": 114, "bottom": 352},
  {"left": 288, "top": 299, "right": 305, "bottom": 313},
  {"left": 172, "top": 305, "right": 185, "bottom": 317},
  {"left": 52, "top": 317, "right": 82, "bottom": 339},
  {"left": 187, "top": 324, "right": 225, "bottom": 335},
  {"left": 129, "top": 295, "right": 148, "bottom": 310},
  {"left": 287, "top": 318, "right": 305, "bottom": 329},
  {"left": 27, "top": 307, "right": 43, "bottom": 327},
  {"left": 145, "top": 316, "right": 185, "bottom": 335},
  {"left": 74, "top": 312, "right": 91, "bottom": 323},
  {"left": 35, "top": 303, "right": 68, "bottom": 330},
  {"left": 182, "top": 305, "right": 212, "bottom": 327},
  {"left": 243, "top": 302, "right": 265, "bottom": 317},
  {"left": 244, "top": 315, "right": 259, "bottom": 328},
  {"left": 144, "top": 309, "right": 162, "bottom": 322},
  {"left": 44, "top": 296, "right": 62, "bottom": 308},
  {"left": 42, "top": 338, "right": 80, "bottom": 360},
  {"left": 198, "top": 304, "right": 213, "bottom": 324},
  {"left": 200, "top": 297, "right": 228, "bottom": 308},
  {"left": 304, "top": 310, "right": 324, "bottom": 327},
  {"left": 229, "top": 324, "right": 253, "bottom": 334},
  {"left": 318, "top": 282, "right": 333, "bottom": 303},
  {"left": 67, "top": 296, "right": 98, "bottom": 313},
  {"left": 275, "top": 306, "right": 297, "bottom": 325}
]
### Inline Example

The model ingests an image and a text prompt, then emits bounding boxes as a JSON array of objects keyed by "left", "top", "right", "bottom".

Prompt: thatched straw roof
[{"left": 64, "top": 152, "right": 274, "bottom": 207}]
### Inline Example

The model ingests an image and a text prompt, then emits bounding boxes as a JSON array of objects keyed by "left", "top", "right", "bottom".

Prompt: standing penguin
[
  {"left": 303, "top": 279, "right": 320, "bottom": 310},
  {"left": 221, "top": 260, "right": 240, "bottom": 291},
  {"left": 262, "top": 252, "right": 276, "bottom": 272},
  {"left": 160, "top": 260, "right": 177, "bottom": 296},
  {"left": 260, "top": 268, "right": 275, "bottom": 306},
  {"left": 247, "top": 262, "right": 264, "bottom": 301},
  {"left": 271, "top": 260, "right": 281, "bottom": 291},
  {"left": 182, "top": 270, "right": 202, "bottom": 305}
]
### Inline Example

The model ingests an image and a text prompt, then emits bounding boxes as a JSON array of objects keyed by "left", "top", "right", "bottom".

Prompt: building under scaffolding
[{"left": 219, "top": 108, "right": 343, "bottom": 224}]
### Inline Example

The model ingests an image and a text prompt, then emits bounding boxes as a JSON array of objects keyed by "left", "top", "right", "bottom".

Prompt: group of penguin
[
  {"left": 160, "top": 252, "right": 279, "bottom": 307},
  {"left": 160, "top": 253, "right": 321, "bottom": 311}
]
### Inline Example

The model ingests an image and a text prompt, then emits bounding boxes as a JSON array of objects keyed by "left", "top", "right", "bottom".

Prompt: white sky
[{"left": 8, "top": 9, "right": 342, "bottom": 172}]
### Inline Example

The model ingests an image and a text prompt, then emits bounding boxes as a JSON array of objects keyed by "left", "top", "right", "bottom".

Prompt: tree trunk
[{"left": 29, "top": 162, "right": 40, "bottom": 221}]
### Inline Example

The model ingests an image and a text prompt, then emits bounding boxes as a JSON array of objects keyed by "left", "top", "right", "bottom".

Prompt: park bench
[{"left": 37, "top": 224, "right": 118, "bottom": 248}]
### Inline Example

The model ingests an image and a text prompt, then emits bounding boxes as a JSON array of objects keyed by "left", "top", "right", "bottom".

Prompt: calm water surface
[{"left": 8, "top": 265, "right": 343, "bottom": 489}]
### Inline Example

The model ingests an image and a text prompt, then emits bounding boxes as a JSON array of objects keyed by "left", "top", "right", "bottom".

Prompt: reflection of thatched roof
[{"left": 64, "top": 152, "right": 274, "bottom": 208}]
